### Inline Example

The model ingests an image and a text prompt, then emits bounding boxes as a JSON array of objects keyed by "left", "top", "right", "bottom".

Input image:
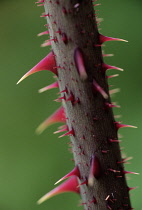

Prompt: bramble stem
[{"left": 44, "top": 0, "right": 131, "bottom": 209}]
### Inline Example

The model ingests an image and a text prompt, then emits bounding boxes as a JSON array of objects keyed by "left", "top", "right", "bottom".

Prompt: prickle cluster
[{"left": 18, "top": 0, "right": 138, "bottom": 209}]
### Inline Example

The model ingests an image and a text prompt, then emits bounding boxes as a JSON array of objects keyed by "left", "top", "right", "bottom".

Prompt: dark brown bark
[{"left": 44, "top": 0, "right": 131, "bottom": 209}]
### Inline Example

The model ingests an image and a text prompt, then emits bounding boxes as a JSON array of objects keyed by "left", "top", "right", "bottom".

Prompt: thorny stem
[{"left": 44, "top": 0, "right": 131, "bottom": 209}]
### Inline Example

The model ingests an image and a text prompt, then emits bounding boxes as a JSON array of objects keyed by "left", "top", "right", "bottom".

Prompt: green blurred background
[{"left": 0, "top": 0, "right": 141, "bottom": 209}]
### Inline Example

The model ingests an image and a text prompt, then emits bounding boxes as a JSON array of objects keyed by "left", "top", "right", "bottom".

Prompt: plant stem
[{"left": 44, "top": 0, "right": 131, "bottom": 209}]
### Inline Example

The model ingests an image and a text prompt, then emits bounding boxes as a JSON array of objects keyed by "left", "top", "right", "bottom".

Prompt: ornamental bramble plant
[{"left": 17, "top": 1, "right": 139, "bottom": 209}]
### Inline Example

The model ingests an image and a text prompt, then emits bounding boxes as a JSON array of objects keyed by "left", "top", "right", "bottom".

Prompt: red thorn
[
  {"left": 93, "top": 79, "right": 108, "bottom": 99},
  {"left": 62, "top": 7, "right": 67, "bottom": 14},
  {"left": 37, "top": 31, "right": 49, "bottom": 36},
  {"left": 88, "top": 155, "right": 101, "bottom": 186},
  {"left": 59, "top": 128, "right": 75, "bottom": 138},
  {"left": 115, "top": 122, "right": 137, "bottom": 130},
  {"left": 38, "top": 81, "right": 59, "bottom": 93},
  {"left": 108, "top": 168, "right": 120, "bottom": 173},
  {"left": 59, "top": 87, "right": 68, "bottom": 94},
  {"left": 78, "top": 180, "right": 88, "bottom": 187},
  {"left": 55, "top": 166, "right": 80, "bottom": 185},
  {"left": 102, "top": 150, "right": 109, "bottom": 154},
  {"left": 89, "top": 196, "right": 97, "bottom": 204},
  {"left": 127, "top": 186, "right": 137, "bottom": 191},
  {"left": 73, "top": 97, "right": 80, "bottom": 105},
  {"left": 41, "top": 38, "right": 58, "bottom": 47},
  {"left": 54, "top": 95, "right": 66, "bottom": 102},
  {"left": 55, "top": 0, "right": 60, "bottom": 4},
  {"left": 103, "top": 53, "right": 114, "bottom": 57},
  {"left": 99, "top": 34, "right": 128, "bottom": 44},
  {"left": 114, "top": 115, "right": 122, "bottom": 119},
  {"left": 117, "top": 157, "right": 132, "bottom": 164},
  {"left": 66, "top": 93, "right": 75, "bottom": 102},
  {"left": 41, "top": 40, "right": 51, "bottom": 47},
  {"left": 37, "top": 176, "right": 79, "bottom": 204},
  {"left": 36, "top": 106, "right": 65, "bottom": 134},
  {"left": 80, "top": 202, "right": 87, "bottom": 206},
  {"left": 54, "top": 125, "right": 68, "bottom": 134},
  {"left": 107, "top": 74, "right": 119, "bottom": 79},
  {"left": 40, "top": 13, "right": 52, "bottom": 17},
  {"left": 123, "top": 171, "right": 139, "bottom": 175},
  {"left": 17, "top": 52, "right": 57, "bottom": 84},
  {"left": 62, "top": 33, "right": 68, "bottom": 44},
  {"left": 102, "top": 63, "right": 123, "bottom": 72},
  {"left": 105, "top": 102, "right": 120, "bottom": 108},
  {"left": 56, "top": 29, "right": 62, "bottom": 34},
  {"left": 94, "top": 3, "right": 101, "bottom": 6},
  {"left": 74, "top": 47, "right": 88, "bottom": 80},
  {"left": 109, "top": 139, "right": 121, "bottom": 143},
  {"left": 109, "top": 88, "right": 120, "bottom": 95}
]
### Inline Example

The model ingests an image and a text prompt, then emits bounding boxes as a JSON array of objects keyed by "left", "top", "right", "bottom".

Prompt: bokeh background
[{"left": 0, "top": 0, "right": 141, "bottom": 209}]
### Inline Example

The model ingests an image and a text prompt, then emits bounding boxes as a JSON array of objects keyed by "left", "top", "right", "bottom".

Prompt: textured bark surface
[{"left": 44, "top": 0, "right": 131, "bottom": 209}]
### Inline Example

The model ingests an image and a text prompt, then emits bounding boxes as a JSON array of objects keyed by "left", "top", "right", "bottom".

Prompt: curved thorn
[
  {"left": 74, "top": 47, "right": 88, "bottom": 80},
  {"left": 36, "top": 106, "right": 65, "bottom": 134},
  {"left": 93, "top": 79, "right": 108, "bottom": 99},
  {"left": 55, "top": 166, "right": 80, "bottom": 185},
  {"left": 54, "top": 125, "right": 68, "bottom": 134},
  {"left": 109, "top": 88, "right": 120, "bottom": 95},
  {"left": 99, "top": 34, "right": 128, "bottom": 44},
  {"left": 107, "top": 74, "right": 119, "bottom": 79},
  {"left": 59, "top": 129, "right": 75, "bottom": 138},
  {"left": 37, "top": 31, "right": 49, "bottom": 36},
  {"left": 102, "top": 63, "right": 123, "bottom": 72},
  {"left": 38, "top": 81, "right": 59, "bottom": 93},
  {"left": 17, "top": 52, "right": 57, "bottom": 84},
  {"left": 115, "top": 122, "right": 137, "bottom": 130},
  {"left": 37, "top": 176, "right": 79, "bottom": 205},
  {"left": 88, "top": 155, "right": 101, "bottom": 186}
]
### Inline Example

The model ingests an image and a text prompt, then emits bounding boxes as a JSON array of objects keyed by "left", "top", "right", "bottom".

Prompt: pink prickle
[
  {"left": 59, "top": 87, "right": 68, "bottom": 94},
  {"left": 36, "top": 106, "right": 65, "bottom": 134},
  {"left": 61, "top": 33, "right": 68, "bottom": 44},
  {"left": 123, "top": 171, "right": 139, "bottom": 175},
  {"left": 107, "top": 74, "right": 119, "bottom": 79},
  {"left": 62, "top": 7, "right": 67, "bottom": 15},
  {"left": 38, "top": 81, "right": 59, "bottom": 93},
  {"left": 59, "top": 128, "right": 75, "bottom": 138},
  {"left": 37, "top": 176, "right": 79, "bottom": 204},
  {"left": 55, "top": 166, "right": 80, "bottom": 185},
  {"left": 66, "top": 93, "right": 75, "bottom": 103},
  {"left": 109, "top": 139, "right": 121, "bottom": 143},
  {"left": 127, "top": 186, "right": 137, "bottom": 191},
  {"left": 17, "top": 52, "right": 57, "bottom": 84},
  {"left": 37, "top": 31, "right": 49, "bottom": 36},
  {"left": 79, "top": 179, "right": 88, "bottom": 186},
  {"left": 41, "top": 40, "right": 52, "bottom": 47},
  {"left": 40, "top": 13, "right": 52, "bottom": 18},
  {"left": 54, "top": 95, "right": 66, "bottom": 102},
  {"left": 105, "top": 102, "right": 120, "bottom": 108},
  {"left": 115, "top": 122, "right": 137, "bottom": 130},
  {"left": 109, "top": 88, "right": 120, "bottom": 96},
  {"left": 54, "top": 125, "right": 68, "bottom": 134},
  {"left": 102, "top": 63, "right": 123, "bottom": 72},
  {"left": 117, "top": 157, "right": 132, "bottom": 164},
  {"left": 93, "top": 79, "right": 108, "bottom": 99},
  {"left": 88, "top": 155, "right": 101, "bottom": 186},
  {"left": 99, "top": 34, "right": 128, "bottom": 44},
  {"left": 74, "top": 47, "right": 88, "bottom": 80}
]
